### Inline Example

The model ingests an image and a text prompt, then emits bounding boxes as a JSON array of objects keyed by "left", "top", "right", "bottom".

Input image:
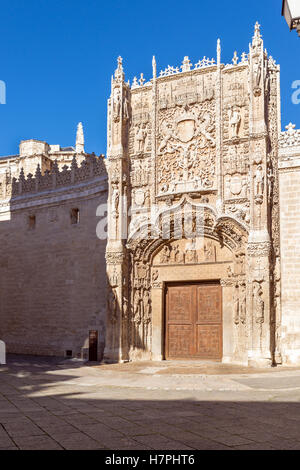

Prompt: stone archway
[{"left": 124, "top": 204, "right": 249, "bottom": 364}]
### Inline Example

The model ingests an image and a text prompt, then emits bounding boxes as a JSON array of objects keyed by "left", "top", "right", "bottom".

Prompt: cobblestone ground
[{"left": 1, "top": 355, "right": 300, "bottom": 450}]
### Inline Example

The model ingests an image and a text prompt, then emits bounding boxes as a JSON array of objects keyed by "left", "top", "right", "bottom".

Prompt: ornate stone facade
[
  {"left": 105, "top": 23, "right": 285, "bottom": 367},
  {"left": 1, "top": 22, "right": 300, "bottom": 367}
]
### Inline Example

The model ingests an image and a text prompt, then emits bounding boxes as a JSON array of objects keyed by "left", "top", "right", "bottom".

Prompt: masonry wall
[
  {"left": 279, "top": 154, "right": 300, "bottom": 364},
  {"left": 0, "top": 182, "right": 108, "bottom": 360}
]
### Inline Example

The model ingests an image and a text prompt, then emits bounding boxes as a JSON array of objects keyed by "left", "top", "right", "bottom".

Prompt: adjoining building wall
[
  {"left": 279, "top": 130, "right": 300, "bottom": 364},
  {"left": 0, "top": 155, "right": 108, "bottom": 360}
]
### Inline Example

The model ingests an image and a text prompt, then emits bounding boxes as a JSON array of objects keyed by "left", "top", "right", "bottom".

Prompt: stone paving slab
[{"left": 1, "top": 355, "right": 300, "bottom": 449}]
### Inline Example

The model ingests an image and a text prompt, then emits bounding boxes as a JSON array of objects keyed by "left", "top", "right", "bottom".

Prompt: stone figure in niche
[
  {"left": 133, "top": 289, "right": 142, "bottom": 324},
  {"left": 173, "top": 244, "right": 184, "bottom": 264},
  {"left": 240, "top": 284, "right": 246, "bottom": 324},
  {"left": 123, "top": 96, "right": 129, "bottom": 120},
  {"left": 204, "top": 241, "right": 216, "bottom": 261},
  {"left": 254, "top": 165, "right": 264, "bottom": 199},
  {"left": 254, "top": 282, "right": 264, "bottom": 324},
  {"left": 112, "top": 187, "right": 120, "bottom": 216},
  {"left": 123, "top": 297, "right": 128, "bottom": 320},
  {"left": 234, "top": 286, "right": 240, "bottom": 325},
  {"left": 108, "top": 288, "right": 118, "bottom": 324},
  {"left": 113, "top": 92, "right": 121, "bottom": 121},
  {"left": 229, "top": 107, "right": 241, "bottom": 138},
  {"left": 160, "top": 245, "right": 170, "bottom": 264},
  {"left": 253, "top": 58, "right": 261, "bottom": 87},
  {"left": 136, "top": 125, "right": 147, "bottom": 153},
  {"left": 186, "top": 239, "right": 198, "bottom": 263},
  {"left": 143, "top": 290, "right": 151, "bottom": 324}
]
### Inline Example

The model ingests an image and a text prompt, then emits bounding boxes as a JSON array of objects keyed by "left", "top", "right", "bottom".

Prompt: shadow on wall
[{"left": 0, "top": 155, "right": 108, "bottom": 361}]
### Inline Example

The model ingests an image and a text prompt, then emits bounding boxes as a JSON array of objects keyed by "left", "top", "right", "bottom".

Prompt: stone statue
[
  {"left": 107, "top": 288, "right": 118, "bottom": 324},
  {"left": 234, "top": 287, "right": 240, "bottom": 324},
  {"left": 113, "top": 93, "right": 121, "bottom": 121},
  {"left": 123, "top": 96, "right": 129, "bottom": 120},
  {"left": 160, "top": 245, "right": 170, "bottom": 264},
  {"left": 136, "top": 125, "right": 147, "bottom": 153},
  {"left": 254, "top": 282, "right": 264, "bottom": 324},
  {"left": 143, "top": 290, "right": 151, "bottom": 324},
  {"left": 133, "top": 289, "right": 142, "bottom": 324},
  {"left": 240, "top": 284, "right": 246, "bottom": 324},
  {"left": 112, "top": 187, "right": 120, "bottom": 214},
  {"left": 229, "top": 107, "right": 241, "bottom": 138},
  {"left": 254, "top": 165, "right": 264, "bottom": 198}
]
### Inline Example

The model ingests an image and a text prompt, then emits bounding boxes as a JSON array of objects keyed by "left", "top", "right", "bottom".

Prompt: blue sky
[{"left": 0, "top": 0, "right": 298, "bottom": 156}]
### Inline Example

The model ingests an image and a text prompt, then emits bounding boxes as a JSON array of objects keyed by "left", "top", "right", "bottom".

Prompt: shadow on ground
[{"left": 0, "top": 354, "right": 299, "bottom": 450}]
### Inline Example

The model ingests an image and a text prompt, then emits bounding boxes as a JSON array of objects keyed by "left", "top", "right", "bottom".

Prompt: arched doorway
[{"left": 125, "top": 203, "right": 249, "bottom": 364}]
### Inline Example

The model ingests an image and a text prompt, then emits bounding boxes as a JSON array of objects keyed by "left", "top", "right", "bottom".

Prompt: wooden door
[
  {"left": 89, "top": 330, "right": 98, "bottom": 361},
  {"left": 165, "top": 283, "right": 222, "bottom": 360}
]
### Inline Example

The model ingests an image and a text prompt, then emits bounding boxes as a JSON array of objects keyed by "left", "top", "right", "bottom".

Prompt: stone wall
[
  {"left": 279, "top": 134, "right": 300, "bottom": 364},
  {"left": 0, "top": 157, "right": 108, "bottom": 360}
]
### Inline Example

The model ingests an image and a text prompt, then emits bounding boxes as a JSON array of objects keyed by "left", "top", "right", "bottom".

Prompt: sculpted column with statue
[
  {"left": 246, "top": 23, "right": 279, "bottom": 366},
  {"left": 104, "top": 57, "right": 131, "bottom": 362}
]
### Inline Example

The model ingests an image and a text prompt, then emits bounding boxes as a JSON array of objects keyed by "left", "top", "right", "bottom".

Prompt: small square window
[
  {"left": 28, "top": 215, "right": 36, "bottom": 230},
  {"left": 70, "top": 208, "right": 80, "bottom": 225}
]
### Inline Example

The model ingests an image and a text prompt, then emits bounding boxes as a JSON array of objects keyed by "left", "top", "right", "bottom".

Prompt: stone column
[
  {"left": 104, "top": 57, "right": 130, "bottom": 362},
  {"left": 151, "top": 270, "right": 164, "bottom": 361},
  {"left": 246, "top": 23, "right": 272, "bottom": 366}
]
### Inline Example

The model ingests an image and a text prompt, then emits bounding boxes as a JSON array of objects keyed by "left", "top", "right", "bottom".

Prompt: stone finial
[
  {"left": 52, "top": 160, "right": 59, "bottom": 174},
  {"left": 35, "top": 164, "right": 42, "bottom": 179},
  {"left": 286, "top": 122, "right": 296, "bottom": 133},
  {"left": 254, "top": 21, "right": 261, "bottom": 39},
  {"left": 240, "top": 52, "right": 248, "bottom": 64},
  {"left": 217, "top": 39, "right": 221, "bottom": 66},
  {"left": 232, "top": 51, "right": 238, "bottom": 65},
  {"left": 76, "top": 122, "right": 85, "bottom": 154},
  {"left": 139, "top": 73, "right": 145, "bottom": 86},
  {"left": 19, "top": 167, "right": 25, "bottom": 181},
  {"left": 132, "top": 76, "right": 139, "bottom": 89},
  {"left": 252, "top": 21, "right": 263, "bottom": 50},
  {"left": 114, "top": 56, "right": 125, "bottom": 82},
  {"left": 152, "top": 55, "right": 157, "bottom": 79},
  {"left": 181, "top": 56, "right": 192, "bottom": 72}
]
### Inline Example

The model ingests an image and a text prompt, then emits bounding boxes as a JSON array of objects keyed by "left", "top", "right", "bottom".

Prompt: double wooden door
[{"left": 165, "top": 283, "right": 222, "bottom": 360}]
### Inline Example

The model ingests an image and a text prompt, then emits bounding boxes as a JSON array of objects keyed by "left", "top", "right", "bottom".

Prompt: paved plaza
[{"left": 1, "top": 355, "right": 300, "bottom": 450}]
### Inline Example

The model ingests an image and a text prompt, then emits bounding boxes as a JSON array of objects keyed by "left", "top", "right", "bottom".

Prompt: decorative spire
[
  {"left": 217, "top": 39, "right": 221, "bottom": 66},
  {"left": 76, "top": 122, "right": 85, "bottom": 154},
  {"left": 114, "top": 56, "right": 125, "bottom": 82},
  {"left": 252, "top": 21, "right": 263, "bottom": 50},
  {"left": 152, "top": 55, "right": 157, "bottom": 79}
]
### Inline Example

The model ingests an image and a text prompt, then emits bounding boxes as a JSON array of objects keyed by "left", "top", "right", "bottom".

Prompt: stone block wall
[
  {"left": 279, "top": 151, "right": 300, "bottom": 364},
  {"left": 0, "top": 161, "right": 108, "bottom": 360}
]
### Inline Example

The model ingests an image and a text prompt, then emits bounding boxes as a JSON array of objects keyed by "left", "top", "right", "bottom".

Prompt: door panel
[
  {"left": 89, "top": 330, "right": 98, "bottom": 361},
  {"left": 166, "top": 283, "right": 222, "bottom": 360}
]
